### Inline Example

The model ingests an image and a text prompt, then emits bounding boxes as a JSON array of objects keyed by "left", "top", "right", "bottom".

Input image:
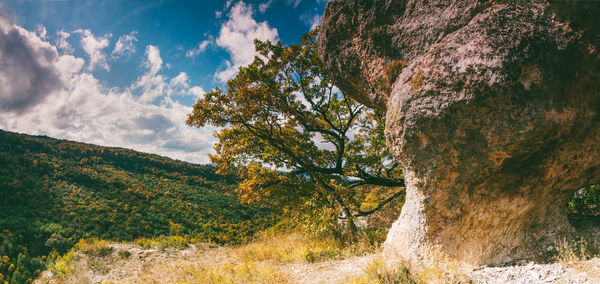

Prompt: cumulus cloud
[
  {"left": 0, "top": 16, "right": 215, "bottom": 164},
  {"left": 168, "top": 74, "right": 206, "bottom": 98},
  {"left": 2, "top": 70, "right": 215, "bottom": 163},
  {"left": 215, "top": 1, "right": 278, "bottom": 82},
  {"left": 132, "top": 45, "right": 166, "bottom": 103},
  {"left": 55, "top": 29, "right": 74, "bottom": 54},
  {"left": 189, "top": 86, "right": 205, "bottom": 97},
  {"left": 132, "top": 47, "right": 205, "bottom": 102},
  {"left": 75, "top": 29, "right": 111, "bottom": 71},
  {"left": 0, "top": 16, "right": 71, "bottom": 114},
  {"left": 35, "top": 24, "right": 47, "bottom": 39},
  {"left": 167, "top": 72, "right": 198, "bottom": 97},
  {"left": 144, "top": 45, "right": 162, "bottom": 74},
  {"left": 112, "top": 31, "right": 138, "bottom": 58},
  {"left": 170, "top": 72, "right": 189, "bottom": 88},
  {"left": 185, "top": 39, "right": 211, "bottom": 58}
]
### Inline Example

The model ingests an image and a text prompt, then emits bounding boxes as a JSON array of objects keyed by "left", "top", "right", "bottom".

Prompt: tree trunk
[{"left": 339, "top": 206, "right": 358, "bottom": 243}]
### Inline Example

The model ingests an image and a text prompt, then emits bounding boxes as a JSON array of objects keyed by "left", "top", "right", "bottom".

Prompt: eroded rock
[{"left": 319, "top": 0, "right": 600, "bottom": 267}]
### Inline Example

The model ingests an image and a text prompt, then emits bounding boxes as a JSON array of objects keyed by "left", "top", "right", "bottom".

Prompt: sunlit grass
[
  {"left": 165, "top": 261, "right": 287, "bottom": 284},
  {"left": 346, "top": 256, "right": 417, "bottom": 284},
  {"left": 237, "top": 230, "right": 380, "bottom": 264},
  {"left": 38, "top": 228, "right": 386, "bottom": 283}
]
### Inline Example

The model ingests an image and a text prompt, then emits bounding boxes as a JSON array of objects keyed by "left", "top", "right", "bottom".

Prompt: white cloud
[
  {"left": 2, "top": 71, "right": 216, "bottom": 163},
  {"left": 131, "top": 45, "right": 166, "bottom": 103},
  {"left": 259, "top": 0, "right": 273, "bottom": 13},
  {"left": 0, "top": 16, "right": 215, "bottom": 164},
  {"left": 309, "top": 14, "right": 321, "bottom": 30},
  {"left": 189, "top": 86, "right": 205, "bottom": 98},
  {"left": 75, "top": 29, "right": 111, "bottom": 71},
  {"left": 215, "top": 1, "right": 278, "bottom": 82},
  {"left": 167, "top": 72, "right": 192, "bottom": 96},
  {"left": 0, "top": 17, "right": 70, "bottom": 113},
  {"left": 144, "top": 45, "right": 162, "bottom": 74},
  {"left": 55, "top": 54, "right": 85, "bottom": 81},
  {"left": 185, "top": 39, "right": 211, "bottom": 58},
  {"left": 170, "top": 72, "right": 189, "bottom": 88},
  {"left": 215, "top": 0, "right": 235, "bottom": 18},
  {"left": 55, "top": 30, "right": 74, "bottom": 54},
  {"left": 112, "top": 31, "right": 138, "bottom": 58},
  {"left": 35, "top": 24, "right": 47, "bottom": 39},
  {"left": 132, "top": 46, "right": 205, "bottom": 102}
]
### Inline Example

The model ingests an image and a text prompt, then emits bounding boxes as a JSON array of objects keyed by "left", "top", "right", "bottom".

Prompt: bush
[
  {"left": 50, "top": 251, "right": 77, "bottom": 277},
  {"left": 117, "top": 249, "right": 131, "bottom": 259},
  {"left": 568, "top": 184, "right": 600, "bottom": 215}
]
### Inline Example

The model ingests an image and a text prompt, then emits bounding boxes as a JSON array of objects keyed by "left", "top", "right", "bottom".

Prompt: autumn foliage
[{"left": 187, "top": 31, "right": 405, "bottom": 233}]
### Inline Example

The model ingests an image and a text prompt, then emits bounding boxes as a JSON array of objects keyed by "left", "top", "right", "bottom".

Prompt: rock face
[{"left": 319, "top": 0, "right": 600, "bottom": 266}]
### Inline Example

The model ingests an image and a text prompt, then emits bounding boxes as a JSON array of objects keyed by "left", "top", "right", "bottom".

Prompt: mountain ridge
[{"left": 0, "top": 129, "right": 274, "bottom": 283}]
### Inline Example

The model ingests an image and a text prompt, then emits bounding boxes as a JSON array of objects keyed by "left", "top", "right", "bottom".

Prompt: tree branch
[{"left": 354, "top": 189, "right": 405, "bottom": 217}]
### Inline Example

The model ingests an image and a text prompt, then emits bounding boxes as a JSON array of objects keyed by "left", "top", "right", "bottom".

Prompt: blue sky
[{"left": 0, "top": 0, "right": 327, "bottom": 163}]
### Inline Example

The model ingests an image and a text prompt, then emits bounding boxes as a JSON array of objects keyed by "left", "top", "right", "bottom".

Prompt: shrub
[
  {"left": 568, "top": 184, "right": 600, "bottom": 215},
  {"left": 118, "top": 249, "right": 131, "bottom": 259},
  {"left": 50, "top": 251, "right": 77, "bottom": 277}
]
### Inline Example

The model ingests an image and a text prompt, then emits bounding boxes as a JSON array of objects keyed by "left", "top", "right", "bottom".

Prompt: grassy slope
[{"left": 0, "top": 130, "right": 275, "bottom": 283}]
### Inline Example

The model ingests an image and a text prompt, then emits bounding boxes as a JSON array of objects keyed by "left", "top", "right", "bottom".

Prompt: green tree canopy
[{"left": 187, "top": 31, "right": 404, "bottom": 232}]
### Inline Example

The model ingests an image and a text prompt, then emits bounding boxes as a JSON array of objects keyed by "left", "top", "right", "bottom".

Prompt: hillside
[{"left": 0, "top": 130, "right": 275, "bottom": 283}]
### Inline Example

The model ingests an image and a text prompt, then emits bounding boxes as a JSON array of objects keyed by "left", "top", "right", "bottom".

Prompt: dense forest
[{"left": 0, "top": 130, "right": 275, "bottom": 283}]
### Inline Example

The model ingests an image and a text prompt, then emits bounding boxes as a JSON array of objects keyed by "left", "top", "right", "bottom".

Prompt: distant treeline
[{"left": 0, "top": 130, "right": 275, "bottom": 284}]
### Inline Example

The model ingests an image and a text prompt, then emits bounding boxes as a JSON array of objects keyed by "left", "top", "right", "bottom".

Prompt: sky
[{"left": 0, "top": 0, "right": 327, "bottom": 164}]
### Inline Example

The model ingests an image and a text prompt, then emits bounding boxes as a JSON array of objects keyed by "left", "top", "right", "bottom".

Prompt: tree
[{"left": 187, "top": 30, "right": 404, "bottom": 235}]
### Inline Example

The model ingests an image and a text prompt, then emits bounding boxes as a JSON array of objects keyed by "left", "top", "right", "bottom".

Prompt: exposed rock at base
[
  {"left": 319, "top": 0, "right": 600, "bottom": 266},
  {"left": 466, "top": 259, "right": 600, "bottom": 284}
]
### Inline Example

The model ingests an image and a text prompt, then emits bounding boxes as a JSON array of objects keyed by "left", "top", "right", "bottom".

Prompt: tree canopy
[{"left": 187, "top": 31, "right": 405, "bottom": 231}]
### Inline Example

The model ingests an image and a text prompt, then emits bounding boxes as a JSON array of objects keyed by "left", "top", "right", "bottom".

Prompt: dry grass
[
  {"left": 557, "top": 238, "right": 588, "bottom": 266},
  {"left": 236, "top": 232, "right": 373, "bottom": 264},
  {"left": 118, "top": 260, "right": 288, "bottom": 284},
  {"left": 345, "top": 251, "right": 467, "bottom": 284},
  {"left": 346, "top": 256, "right": 416, "bottom": 284},
  {"left": 36, "top": 232, "right": 381, "bottom": 283},
  {"left": 555, "top": 237, "right": 600, "bottom": 281}
]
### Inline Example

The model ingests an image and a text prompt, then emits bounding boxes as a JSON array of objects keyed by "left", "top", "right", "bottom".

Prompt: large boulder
[{"left": 319, "top": 0, "right": 600, "bottom": 267}]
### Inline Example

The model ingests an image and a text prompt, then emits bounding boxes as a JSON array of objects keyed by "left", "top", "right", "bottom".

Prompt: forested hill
[{"left": 0, "top": 129, "right": 275, "bottom": 283}]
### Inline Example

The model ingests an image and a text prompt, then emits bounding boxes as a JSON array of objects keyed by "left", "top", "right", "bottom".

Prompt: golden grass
[
  {"left": 345, "top": 251, "right": 468, "bottom": 284},
  {"left": 37, "top": 231, "right": 386, "bottom": 283},
  {"left": 37, "top": 232, "right": 373, "bottom": 283},
  {"left": 346, "top": 256, "right": 417, "bottom": 284},
  {"left": 136, "top": 235, "right": 191, "bottom": 250},
  {"left": 236, "top": 231, "right": 379, "bottom": 264},
  {"left": 557, "top": 238, "right": 588, "bottom": 266},
  {"left": 151, "top": 261, "right": 287, "bottom": 284},
  {"left": 555, "top": 237, "right": 600, "bottom": 281},
  {"left": 107, "top": 259, "right": 288, "bottom": 284},
  {"left": 237, "top": 233, "right": 342, "bottom": 263}
]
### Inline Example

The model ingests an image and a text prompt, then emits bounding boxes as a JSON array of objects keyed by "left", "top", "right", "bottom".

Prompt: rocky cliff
[{"left": 319, "top": 0, "right": 600, "bottom": 267}]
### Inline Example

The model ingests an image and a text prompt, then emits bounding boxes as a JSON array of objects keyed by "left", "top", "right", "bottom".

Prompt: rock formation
[{"left": 318, "top": 0, "right": 600, "bottom": 266}]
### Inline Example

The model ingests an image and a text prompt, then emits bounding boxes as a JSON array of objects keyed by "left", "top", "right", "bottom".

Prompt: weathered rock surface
[
  {"left": 466, "top": 258, "right": 600, "bottom": 284},
  {"left": 319, "top": 0, "right": 600, "bottom": 267}
]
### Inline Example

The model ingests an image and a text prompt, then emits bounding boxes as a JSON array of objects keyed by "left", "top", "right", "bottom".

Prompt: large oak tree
[{"left": 187, "top": 31, "right": 404, "bottom": 233}]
